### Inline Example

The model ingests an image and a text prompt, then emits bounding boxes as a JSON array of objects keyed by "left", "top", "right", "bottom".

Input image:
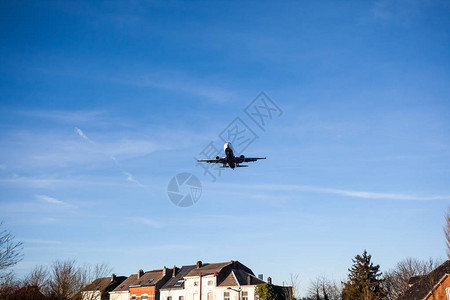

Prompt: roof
[
  {"left": 161, "top": 265, "right": 197, "bottom": 290},
  {"left": 185, "top": 262, "right": 232, "bottom": 277},
  {"left": 130, "top": 269, "right": 168, "bottom": 287},
  {"left": 408, "top": 275, "right": 424, "bottom": 286},
  {"left": 111, "top": 274, "right": 138, "bottom": 292},
  {"left": 83, "top": 276, "right": 127, "bottom": 300},
  {"left": 397, "top": 260, "right": 450, "bottom": 300},
  {"left": 219, "top": 269, "right": 265, "bottom": 287},
  {"left": 112, "top": 268, "right": 174, "bottom": 293},
  {"left": 83, "top": 276, "right": 126, "bottom": 292}
]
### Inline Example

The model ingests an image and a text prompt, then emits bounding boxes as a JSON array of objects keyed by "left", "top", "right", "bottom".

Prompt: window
[
  {"left": 167, "top": 297, "right": 172, "bottom": 300},
  {"left": 179, "top": 297, "right": 184, "bottom": 300},
  {"left": 194, "top": 281, "right": 199, "bottom": 286},
  {"left": 242, "top": 291, "right": 248, "bottom": 300},
  {"left": 142, "top": 296, "right": 148, "bottom": 300},
  {"left": 208, "top": 280, "right": 213, "bottom": 286},
  {"left": 224, "top": 292, "right": 230, "bottom": 300},
  {"left": 131, "top": 296, "right": 136, "bottom": 300},
  {"left": 207, "top": 292, "right": 213, "bottom": 300},
  {"left": 174, "top": 280, "right": 184, "bottom": 287}
]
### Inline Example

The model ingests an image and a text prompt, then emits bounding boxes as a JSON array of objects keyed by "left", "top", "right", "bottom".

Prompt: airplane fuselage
[{"left": 224, "top": 142, "right": 236, "bottom": 169}]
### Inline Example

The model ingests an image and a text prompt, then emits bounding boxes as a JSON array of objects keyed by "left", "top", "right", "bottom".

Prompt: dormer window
[{"left": 174, "top": 280, "right": 184, "bottom": 287}]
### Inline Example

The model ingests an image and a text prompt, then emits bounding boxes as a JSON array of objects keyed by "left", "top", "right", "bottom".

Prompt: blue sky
[{"left": 0, "top": 0, "right": 449, "bottom": 294}]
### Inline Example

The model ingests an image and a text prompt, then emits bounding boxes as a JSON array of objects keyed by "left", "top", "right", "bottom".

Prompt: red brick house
[
  {"left": 128, "top": 267, "right": 174, "bottom": 300},
  {"left": 397, "top": 260, "right": 450, "bottom": 300}
]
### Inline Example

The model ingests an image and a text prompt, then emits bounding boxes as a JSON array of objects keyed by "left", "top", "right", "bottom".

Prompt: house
[
  {"left": 110, "top": 267, "right": 174, "bottom": 300},
  {"left": 159, "top": 265, "right": 197, "bottom": 300},
  {"left": 160, "top": 260, "right": 268, "bottom": 300},
  {"left": 397, "top": 260, "right": 450, "bottom": 300},
  {"left": 110, "top": 273, "right": 139, "bottom": 300},
  {"left": 129, "top": 267, "right": 174, "bottom": 300},
  {"left": 82, "top": 274, "right": 127, "bottom": 300}
]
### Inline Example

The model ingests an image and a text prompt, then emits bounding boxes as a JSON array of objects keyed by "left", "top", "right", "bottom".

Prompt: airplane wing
[
  {"left": 197, "top": 157, "right": 226, "bottom": 164},
  {"left": 238, "top": 157, "right": 266, "bottom": 163}
]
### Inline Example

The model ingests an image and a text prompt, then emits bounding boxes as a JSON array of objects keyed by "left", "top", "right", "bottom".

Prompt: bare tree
[
  {"left": 48, "top": 260, "right": 85, "bottom": 300},
  {"left": 23, "top": 265, "right": 50, "bottom": 295},
  {"left": 46, "top": 260, "right": 112, "bottom": 300},
  {"left": 383, "top": 257, "right": 442, "bottom": 300},
  {"left": 307, "top": 276, "right": 341, "bottom": 300},
  {"left": 286, "top": 273, "right": 300, "bottom": 300},
  {"left": 0, "top": 272, "right": 21, "bottom": 298},
  {"left": 444, "top": 207, "right": 450, "bottom": 259},
  {"left": 0, "top": 221, "right": 23, "bottom": 278}
]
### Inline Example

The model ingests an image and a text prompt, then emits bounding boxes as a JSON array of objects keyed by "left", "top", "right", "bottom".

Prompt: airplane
[{"left": 197, "top": 142, "right": 266, "bottom": 169}]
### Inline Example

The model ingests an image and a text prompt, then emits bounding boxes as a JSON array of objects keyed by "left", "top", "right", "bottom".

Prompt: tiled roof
[
  {"left": 218, "top": 269, "right": 265, "bottom": 287},
  {"left": 408, "top": 275, "right": 424, "bottom": 286},
  {"left": 186, "top": 262, "right": 232, "bottom": 277},
  {"left": 130, "top": 269, "right": 168, "bottom": 287},
  {"left": 161, "top": 265, "right": 197, "bottom": 290},
  {"left": 83, "top": 276, "right": 126, "bottom": 292},
  {"left": 233, "top": 269, "right": 266, "bottom": 285},
  {"left": 397, "top": 260, "right": 450, "bottom": 300},
  {"left": 111, "top": 274, "right": 138, "bottom": 292},
  {"left": 111, "top": 268, "right": 174, "bottom": 293},
  {"left": 83, "top": 276, "right": 127, "bottom": 300}
]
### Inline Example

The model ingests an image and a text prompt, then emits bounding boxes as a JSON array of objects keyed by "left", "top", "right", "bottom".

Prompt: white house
[
  {"left": 82, "top": 274, "right": 127, "bottom": 300},
  {"left": 160, "top": 261, "right": 266, "bottom": 300}
]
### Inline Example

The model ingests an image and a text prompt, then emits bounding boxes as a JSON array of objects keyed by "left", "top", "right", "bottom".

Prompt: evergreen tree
[
  {"left": 342, "top": 250, "right": 385, "bottom": 300},
  {"left": 256, "top": 283, "right": 286, "bottom": 300}
]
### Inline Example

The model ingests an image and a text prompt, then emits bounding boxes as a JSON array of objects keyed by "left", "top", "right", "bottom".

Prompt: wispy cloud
[
  {"left": 74, "top": 127, "right": 95, "bottom": 144},
  {"left": 128, "top": 217, "right": 162, "bottom": 228},
  {"left": 36, "top": 194, "right": 75, "bottom": 208},
  {"left": 21, "top": 109, "right": 106, "bottom": 124},
  {"left": 122, "top": 171, "right": 144, "bottom": 187},
  {"left": 21, "top": 238, "right": 62, "bottom": 245},
  {"left": 0, "top": 175, "right": 131, "bottom": 188},
  {"left": 220, "top": 183, "right": 450, "bottom": 201},
  {"left": 74, "top": 126, "right": 146, "bottom": 187}
]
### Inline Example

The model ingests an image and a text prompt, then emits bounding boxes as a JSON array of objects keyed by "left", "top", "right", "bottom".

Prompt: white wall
[
  {"left": 160, "top": 275, "right": 257, "bottom": 300},
  {"left": 109, "top": 291, "right": 130, "bottom": 300}
]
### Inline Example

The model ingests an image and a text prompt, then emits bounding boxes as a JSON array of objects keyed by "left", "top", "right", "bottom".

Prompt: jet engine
[
  {"left": 240, "top": 155, "right": 245, "bottom": 159},
  {"left": 216, "top": 156, "right": 220, "bottom": 160}
]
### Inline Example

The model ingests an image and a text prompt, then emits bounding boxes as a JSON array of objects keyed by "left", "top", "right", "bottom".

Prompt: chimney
[
  {"left": 258, "top": 274, "right": 263, "bottom": 281},
  {"left": 163, "top": 266, "right": 167, "bottom": 276},
  {"left": 267, "top": 277, "right": 272, "bottom": 284},
  {"left": 173, "top": 266, "right": 177, "bottom": 277},
  {"left": 138, "top": 269, "right": 144, "bottom": 279},
  {"left": 197, "top": 261, "right": 202, "bottom": 269},
  {"left": 247, "top": 274, "right": 251, "bottom": 285},
  {"left": 111, "top": 274, "right": 116, "bottom": 282}
]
